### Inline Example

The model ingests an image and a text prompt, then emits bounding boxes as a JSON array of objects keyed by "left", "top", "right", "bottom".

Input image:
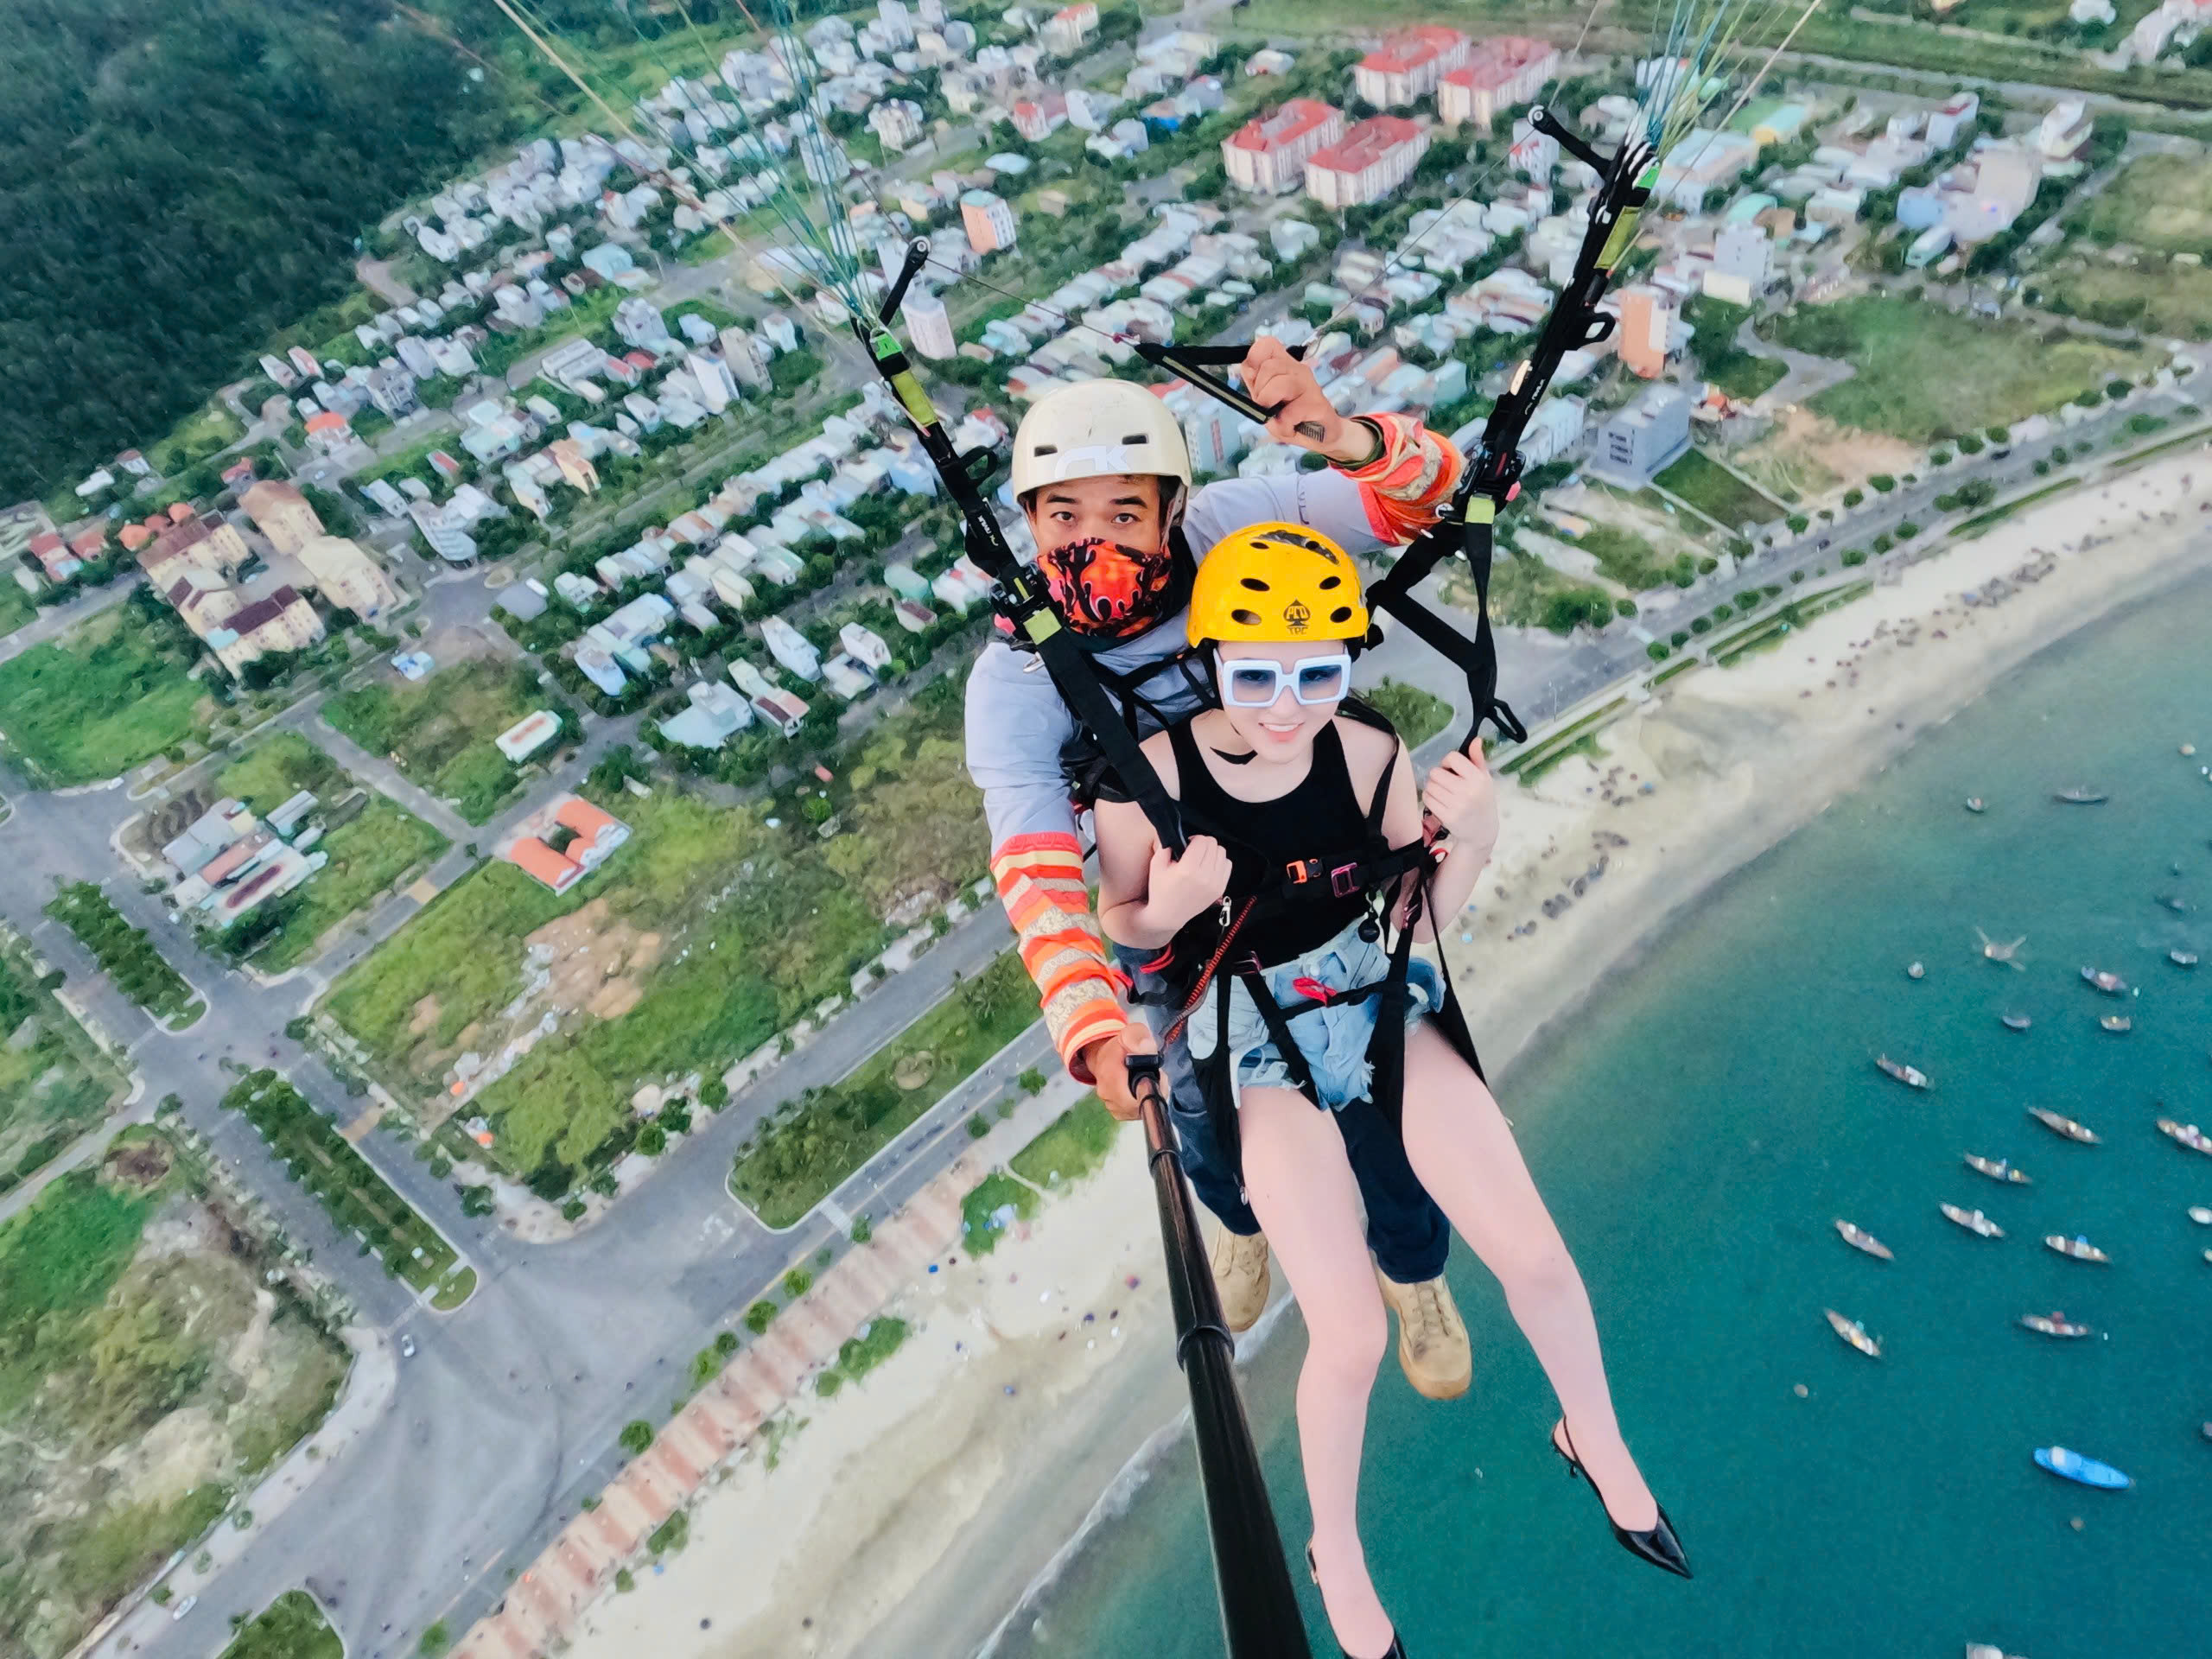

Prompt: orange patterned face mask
[{"left": 1036, "top": 537, "right": 1179, "bottom": 639}]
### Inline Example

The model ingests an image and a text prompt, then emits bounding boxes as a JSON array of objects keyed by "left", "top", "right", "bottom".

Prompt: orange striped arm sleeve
[
  {"left": 992, "top": 831, "right": 1128, "bottom": 1082},
  {"left": 1339, "top": 413, "right": 1467, "bottom": 546}
]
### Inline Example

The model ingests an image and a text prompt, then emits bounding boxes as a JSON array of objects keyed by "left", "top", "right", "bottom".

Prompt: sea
[{"left": 990, "top": 565, "right": 2212, "bottom": 1659}]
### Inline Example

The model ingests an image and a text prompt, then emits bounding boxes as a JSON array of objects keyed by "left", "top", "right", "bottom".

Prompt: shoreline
[{"left": 558, "top": 446, "right": 2212, "bottom": 1659}]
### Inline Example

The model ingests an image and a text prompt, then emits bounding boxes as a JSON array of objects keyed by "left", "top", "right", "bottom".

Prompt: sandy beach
[{"left": 557, "top": 442, "right": 2212, "bottom": 1659}]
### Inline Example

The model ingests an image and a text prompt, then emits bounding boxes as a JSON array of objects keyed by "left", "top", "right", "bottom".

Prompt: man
[{"left": 964, "top": 338, "right": 1472, "bottom": 1399}]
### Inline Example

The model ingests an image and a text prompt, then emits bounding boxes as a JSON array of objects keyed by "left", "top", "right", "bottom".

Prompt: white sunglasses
[{"left": 1217, "top": 651, "right": 1353, "bottom": 708}]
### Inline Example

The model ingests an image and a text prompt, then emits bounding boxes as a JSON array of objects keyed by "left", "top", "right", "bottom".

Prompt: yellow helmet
[{"left": 1186, "top": 522, "right": 1369, "bottom": 646}]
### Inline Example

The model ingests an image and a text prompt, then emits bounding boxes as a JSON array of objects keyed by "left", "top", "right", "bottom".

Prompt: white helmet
[{"left": 1010, "top": 378, "right": 1192, "bottom": 510}]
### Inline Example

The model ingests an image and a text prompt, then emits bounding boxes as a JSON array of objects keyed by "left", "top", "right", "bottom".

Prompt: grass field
[
  {"left": 214, "top": 736, "right": 449, "bottom": 972},
  {"left": 2044, "top": 258, "right": 2212, "bottom": 340},
  {"left": 1770, "top": 298, "right": 2147, "bottom": 444},
  {"left": 1684, "top": 296, "right": 1788, "bottom": 402},
  {"left": 2070, "top": 154, "right": 2212, "bottom": 258},
  {"left": 1009, "top": 1096, "right": 1122, "bottom": 1191},
  {"left": 732, "top": 954, "right": 1039, "bottom": 1228},
  {"left": 221, "top": 1071, "right": 469, "bottom": 1302},
  {"left": 0, "top": 935, "right": 127, "bottom": 1198},
  {"left": 0, "top": 601, "right": 210, "bottom": 786},
  {"left": 0, "top": 1143, "right": 347, "bottom": 1656},
  {"left": 323, "top": 658, "right": 551, "bottom": 825},
  {"left": 960, "top": 1170, "right": 1039, "bottom": 1256},
  {"left": 218, "top": 1591, "right": 341, "bottom": 1659},
  {"left": 1358, "top": 677, "right": 1452, "bottom": 747},
  {"left": 45, "top": 883, "right": 200, "bottom": 1027},
  {"left": 0, "top": 578, "right": 36, "bottom": 639},
  {"left": 1656, "top": 448, "right": 1786, "bottom": 530}
]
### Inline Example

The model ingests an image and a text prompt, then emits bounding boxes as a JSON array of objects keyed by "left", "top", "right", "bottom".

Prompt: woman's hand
[
  {"left": 1422, "top": 747, "right": 1499, "bottom": 854},
  {"left": 1145, "top": 835, "right": 1233, "bottom": 931},
  {"left": 1242, "top": 337, "right": 1375, "bottom": 465}
]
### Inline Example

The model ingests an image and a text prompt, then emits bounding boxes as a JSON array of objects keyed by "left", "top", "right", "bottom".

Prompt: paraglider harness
[{"left": 857, "top": 102, "right": 1649, "bottom": 1165}]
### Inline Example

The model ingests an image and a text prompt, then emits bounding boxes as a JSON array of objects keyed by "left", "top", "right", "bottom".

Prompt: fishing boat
[
  {"left": 1965, "top": 1153, "right": 2031, "bottom": 1185},
  {"left": 1942, "top": 1203, "right": 2004, "bottom": 1237},
  {"left": 2033, "top": 1446, "right": 2131, "bottom": 1489},
  {"left": 2027, "top": 1106, "right": 2099, "bottom": 1144},
  {"left": 2080, "top": 966, "right": 2128, "bottom": 995},
  {"left": 1824, "top": 1308, "right": 1881, "bottom": 1357},
  {"left": 2001, "top": 1012, "right": 2032, "bottom": 1031},
  {"left": 2044, "top": 1233, "right": 2110, "bottom": 1263},
  {"left": 2053, "top": 787, "right": 2108, "bottom": 804},
  {"left": 1874, "top": 1054, "right": 1930, "bottom": 1090},
  {"left": 2188, "top": 1206, "right": 2212, "bottom": 1225},
  {"left": 2155, "top": 893, "right": 2193, "bottom": 914},
  {"left": 2019, "top": 1311, "right": 2093, "bottom": 1338},
  {"left": 2101, "top": 1014, "right": 2133, "bottom": 1033},
  {"left": 2157, "top": 1118, "right": 2212, "bottom": 1155},
  {"left": 2173, "top": 950, "right": 2200, "bottom": 968},
  {"left": 1906, "top": 961, "right": 1926, "bottom": 980},
  {"left": 1964, "top": 797, "right": 1986, "bottom": 813},
  {"left": 1834, "top": 1219, "right": 1894, "bottom": 1260}
]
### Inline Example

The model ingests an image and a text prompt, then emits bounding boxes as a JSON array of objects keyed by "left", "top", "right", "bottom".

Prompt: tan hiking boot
[
  {"left": 1209, "top": 1227, "right": 1270, "bottom": 1332},
  {"left": 1376, "top": 1269, "right": 1472, "bottom": 1401}
]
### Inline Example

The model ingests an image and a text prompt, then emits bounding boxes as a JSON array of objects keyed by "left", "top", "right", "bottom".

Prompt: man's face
[{"left": 1022, "top": 474, "right": 1168, "bottom": 553}]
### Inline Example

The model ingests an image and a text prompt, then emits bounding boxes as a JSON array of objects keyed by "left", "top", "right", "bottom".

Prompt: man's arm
[{"left": 964, "top": 643, "right": 1129, "bottom": 1082}]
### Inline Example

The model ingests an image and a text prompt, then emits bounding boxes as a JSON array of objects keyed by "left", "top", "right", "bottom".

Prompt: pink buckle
[{"left": 1329, "top": 862, "right": 1361, "bottom": 898}]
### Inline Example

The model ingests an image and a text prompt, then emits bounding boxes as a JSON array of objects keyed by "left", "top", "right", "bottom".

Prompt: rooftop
[
  {"left": 1358, "top": 24, "right": 1466, "bottom": 76},
  {"left": 1226, "top": 98, "right": 1340, "bottom": 154},
  {"left": 1308, "top": 115, "right": 1425, "bottom": 175}
]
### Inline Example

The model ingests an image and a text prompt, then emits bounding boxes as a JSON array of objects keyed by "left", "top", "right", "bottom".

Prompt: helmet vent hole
[
  {"left": 1318, "top": 575, "right": 1341, "bottom": 589},
  {"left": 1329, "top": 607, "right": 1352, "bottom": 623},
  {"left": 1230, "top": 608, "right": 1262, "bottom": 626},
  {"left": 1122, "top": 434, "right": 1149, "bottom": 445},
  {"left": 1238, "top": 576, "right": 1270, "bottom": 592},
  {"left": 1031, "top": 444, "right": 1058, "bottom": 456}
]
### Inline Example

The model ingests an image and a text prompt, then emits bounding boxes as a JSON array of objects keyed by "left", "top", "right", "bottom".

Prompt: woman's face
[{"left": 1214, "top": 640, "right": 1347, "bottom": 763}]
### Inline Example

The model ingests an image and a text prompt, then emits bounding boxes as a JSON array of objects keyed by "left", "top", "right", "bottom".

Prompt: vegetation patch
[
  {"left": 0, "top": 1147, "right": 346, "bottom": 1656},
  {"left": 1009, "top": 1096, "right": 1122, "bottom": 1191},
  {"left": 732, "top": 956, "right": 1038, "bottom": 1228},
  {"left": 0, "top": 599, "right": 211, "bottom": 786},
  {"left": 45, "top": 883, "right": 199, "bottom": 1026},
  {"left": 2043, "top": 258, "right": 2212, "bottom": 340},
  {"left": 213, "top": 735, "right": 450, "bottom": 972},
  {"left": 1358, "top": 678, "right": 1452, "bottom": 747},
  {"left": 219, "top": 1590, "right": 342, "bottom": 1659},
  {"left": 2069, "top": 153, "right": 2212, "bottom": 259},
  {"left": 960, "top": 1171, "right": 1042, "bottom": 1256},
  {"left": 812, "top": 1318, "right": 910, "bottom": 1397},
  {"left": 1683, "top": 296, "right": 1786, "bottom": 401},
  {"left": 1656, "top": 448, "right": 1784, "bottom": 530},
  {"left": 323, "top": 659, "right": 556, "bottom": 825},
  {"left": 221, "top": 1071, "right": 465, "bottom": 1300},
  {"left": 0, "top": 932, "right": 127, "bottom": 1198},
  {"left": 1770, "top": 297, "right": 2146, "bottom": 443}
]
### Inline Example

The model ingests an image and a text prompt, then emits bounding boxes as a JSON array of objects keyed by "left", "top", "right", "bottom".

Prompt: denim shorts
[{"left": 1187, "top": 917, "right": 1445, "bottom": 1112}]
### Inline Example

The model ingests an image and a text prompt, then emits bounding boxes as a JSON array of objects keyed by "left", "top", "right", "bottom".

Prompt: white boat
[
  {"left": 1874, "top": 1054, "right": 1929, "bottom": 1090},
  {"left": 1942, "top": 1203, "right": 2003, "bottom": 1238}
]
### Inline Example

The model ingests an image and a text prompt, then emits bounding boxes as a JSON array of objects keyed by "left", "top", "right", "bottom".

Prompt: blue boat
[{"left": 2034, "top": 1446, "right": 2132, "bottom": 1490}]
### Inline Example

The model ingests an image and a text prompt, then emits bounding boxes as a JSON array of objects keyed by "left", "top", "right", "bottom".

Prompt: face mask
[{"left": 1036, "top": 535, "right": 1179, "bottom": 639}]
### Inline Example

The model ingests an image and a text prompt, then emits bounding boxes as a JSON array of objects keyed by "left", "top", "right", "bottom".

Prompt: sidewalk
[{"left": 80, "top": 1326, "right": 398, "bottom": 1659}]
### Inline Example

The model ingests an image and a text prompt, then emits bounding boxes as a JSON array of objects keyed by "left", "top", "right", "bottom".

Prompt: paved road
[{"left": 0, "top": 574, "right": 141, "bottom": 668}]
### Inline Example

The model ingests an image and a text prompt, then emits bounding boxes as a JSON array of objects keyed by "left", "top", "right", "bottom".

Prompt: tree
[{"left": 619, "top": 1419, "right": 654, "bottom": 1455}]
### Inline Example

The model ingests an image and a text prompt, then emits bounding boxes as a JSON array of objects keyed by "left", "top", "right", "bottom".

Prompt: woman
[{"left": 1094, "top": 524, "right": 1687, "bottom": 1659}]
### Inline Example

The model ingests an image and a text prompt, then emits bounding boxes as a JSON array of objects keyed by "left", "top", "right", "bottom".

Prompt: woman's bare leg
[
  {"left": 1397, "top": 1020, "right": 1658, "bottom": 1529},
  {"left": 1237, "top": 1083, "right": 1398, "bottom": 1658}
]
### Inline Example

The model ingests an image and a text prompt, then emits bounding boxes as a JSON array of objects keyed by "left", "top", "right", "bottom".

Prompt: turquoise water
[{"left": 1001, "top": 569, "right": 2212, "bottom": 1659}]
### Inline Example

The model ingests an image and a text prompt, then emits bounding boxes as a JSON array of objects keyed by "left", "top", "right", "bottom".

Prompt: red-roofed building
[
  {"left": 119, "top": 523, "right": 155, "bottom": 552},
  {"left": 509, "top": 795, "right": 630, "bottom": 891},
  {"left": 509, "top": 837, "right": 585, "bottom": 894},
  {"left": 27, "top": 531, "right": 79, "bottom": 583},
  {"left": 1011, "top": 92, "right": 1069, "bottom": 143},
  {"left": 1306, "top": 115, "right": 1430, "bottom": 209},
  {"left": 303, "top": 410, "right": 352, "bottom": 453},
  {"left": 139, "top": 512, "right": 250, "bottom": 584},
  {"left": 1439, "top": 36, "right": 1560, "bottom": 130},
  {"left": 1222, "top": 98, "right": 1345, "bottom": 195},
  {"left": 1351, "top": 25, "right": 1469, "bottom": 110},
  {"left": 68, "top": 527, "right": 109, "bottom": 563}
]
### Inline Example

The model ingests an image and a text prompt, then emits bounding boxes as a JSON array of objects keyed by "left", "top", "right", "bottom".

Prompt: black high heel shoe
[
  {"left": 1307, "top": 1541, "right": 1410, "bottom": 1659},
  {"left": 1548, "top": 1421, "right": 1694, "bottom": 1580}
]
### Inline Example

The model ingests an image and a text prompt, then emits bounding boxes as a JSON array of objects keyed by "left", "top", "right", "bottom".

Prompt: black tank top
[{"left": 1165, "top": 718, "right": 1381, "bottom": 966}]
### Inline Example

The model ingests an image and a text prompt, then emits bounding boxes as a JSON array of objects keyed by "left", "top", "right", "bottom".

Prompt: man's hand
[
  {"left": 1084, "top": 1022, "right": 1160, "bottom": 1122},
  {"left": 1145, "top": 835, "right": 1232, "bottom": 931},
  {"left": 1422, "top": 746, "right": 1500, "bottom": 854},
  {"left": 1242, "top": 337, "right": 1377, "bottom": 466}
]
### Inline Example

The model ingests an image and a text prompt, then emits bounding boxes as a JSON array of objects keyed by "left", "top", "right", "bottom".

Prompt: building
[
  {"left": 1040, "top": 1, "right": 1099, "bottom": 54},
  {"left": 1437, "top": 36, "right": 1557, "bottom": 130},
  {"left": 901, "top": 288, "right": 957, "bottom": 359},
  {"left": 613, "top": 297, "right": 670, "bottom": 349},
  {"left": 239, "top": 480, "right": 324, "bottom": 557},
  {"left": 549, "top": 439, "right": 601, "bottom": 494},
  {"left": 495, "top": 709, "right": 564, "bottom": 762},
  {"left": 1926, "top": 91, "right": 1980, "bottom": 151},
  {"left": 1222, "top": 99, "right": 1344, "bottom": 195},
  {"left": 139, "top": 511, "right": 250, "bottom": 584},
  {"left": 659, "top": 680, "right": 754, "bottom": 748},
  {"left": 1616, "top": 284, "right": 1680, "bottom": 379},
  {"left": 366, "top": 365, "right": 420, "bottom": 420},
  {"left": 870, "top": 99, "right": 927, "bottom": 153},
  {"left": 2035, "top": 99, "right": 2093, "bottom": 162},
  {"left": 1703, "top": 222, "right": 1772, "bottom": 305},
  {"left": 509, "top": 796, "right": 632, "bottom": 893},
  {"left": 1305, "top": 116, "right": 1429, "bottom": 211},
  {"left": 205, "top": 586, "right": 326, "bottom": 677},
  {"left": 296, "top": 535, "right": 404, "bottom": 620},
  {"left": 1351, "top": 25, "right": 1469, "bottom": 110},
  {"left": 1590, "top": 385, "right": 1690, "bottom": 486},
  {"left": 760, "top": 615, "right": 823, "bottom": 681},
  {"left": 962, "top": 189, "right": 1020, "bottom": 254}
]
